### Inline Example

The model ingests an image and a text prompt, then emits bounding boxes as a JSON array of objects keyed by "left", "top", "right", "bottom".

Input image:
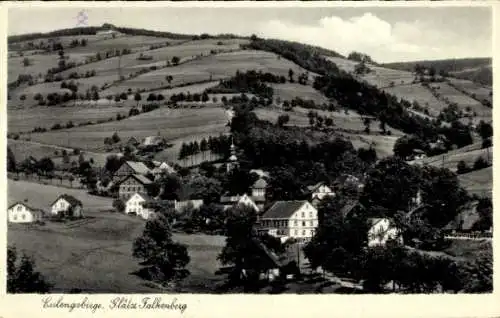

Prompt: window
[
  {"left": 17, "top": 205, "right": 22, "bottom": 211},
  {"left": 301, "top": 212, "right": 305, "bottom": 218},
  {"left": 13, "top": 215, "right": 17, "bottom": 221},
  {"left": 21, "top": 214, "right": 25, "bottom": 220},
  {"left": 294, "top": 230, "right": 297, "bottom": 236},
  {"left": 302, "top": 230, "right": 306, "bottom": 236},
  {"left": 302, "top": 221, "right": 306, "bottom": 227},
  {"left": 309, "top": 212, "right": 312, "bottom": 217},
  {"left": 310, "top": 221, "right": 313, "bottom": 226},
  {"left": 294, "top": 220, "right": 297, "bottom": 226}
]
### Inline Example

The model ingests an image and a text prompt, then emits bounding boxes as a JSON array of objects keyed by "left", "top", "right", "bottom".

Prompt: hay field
[
  {"left": 7, "top": 139, "right": 74, "bottom": 161},
  {"left": 29, "top": 107, "right": 228, "bottom": 151},
  {"left": 66, "top": 35, "right": 185, "bottom": 54},
  {"left": 253, "top": 108, "right": 309, "bottom": 127},
  {"left": 383, "top": 84, "right": 448, "bottom": 116},
  {"left": 415, "top": 147, "right": 492, "bottom": 172},
  {"left": 109, "top": 50, "right": 318, "bottom": 93},
  {"left": 447, "top": 78, "right": 492, "bottom": 104},
  {"left": 8, "top": 104, "right": 132, "bottom": 133},
  {"left": 429, "top": 83, "right": 490, "bottom": 116},
  {"left": 270, "top": 83, "right": 330, "bottom": 104},
  {"left": 458, "top": 167, "right": 492, "bottom": 198}
]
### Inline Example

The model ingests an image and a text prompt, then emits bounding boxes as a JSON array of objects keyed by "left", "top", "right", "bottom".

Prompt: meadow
[
  {"left": 28, "top": 107, "right": 229, "bottom": 151},
  {"left": 108, "top": 50, "right": 318, "bottom": 93},
  {"left": 458, "top": 167, "right": 493, "bottom": 198},
  {"left": 413, "top": 146, "right": 492, "bottom": 172},
  {"left": 270, "top": 83, "right": 330, "bottom": 104},
  {"left": 383, "top": 83, "right": 448, "bottom": 116},
  {"left": 429, "top": 83, "right": 490, "bottom": 116}
]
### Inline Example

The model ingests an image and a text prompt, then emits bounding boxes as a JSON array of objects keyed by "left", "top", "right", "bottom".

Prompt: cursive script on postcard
[{"left": 42, "top": 296, "right": 188, "bottom": 314}]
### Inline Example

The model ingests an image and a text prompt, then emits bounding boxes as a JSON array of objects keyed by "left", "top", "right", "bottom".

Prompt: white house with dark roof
[
  {"left": 220, "top": 193, "right": 262, "bottom": 212},
  {"left": 367, "top": 218, "right": 403, "bottom": 247},
  {"left": 258, "top": 200, "right": 318, "bottom": 242},
  {"left": 8, "top": 201, "right": 44, "bottom": 223},
  {"left": 251, "top": 178, "right": 267, "bottom": 198},
  {"left": 125, "top": 192, "right": 156, "bottom": 220},
  {"left": 50, "top": 194, "right": 83, "bottom": 217},
  {"left": 307, "top": 182, "right": 334, "bottom": 200}
]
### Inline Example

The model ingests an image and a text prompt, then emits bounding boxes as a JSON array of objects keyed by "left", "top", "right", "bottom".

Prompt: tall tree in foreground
[
  {"left": 7, "top": 246, "right": 51, "bottom": 293},
  {"left": 133, "top": 213, "right": 190, "bottom": 285},
  {"left": 7, "top": 146, "right": 16, "bottom": 173}
]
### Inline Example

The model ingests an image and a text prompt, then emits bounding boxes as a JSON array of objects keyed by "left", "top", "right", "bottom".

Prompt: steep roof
[
  {"left": 252, "top": 178, "right": 267, "bottom": 189},
  {"left": 340, "top": 200, "right": 365, "bottom": 217},
  {"left": 51, "top": 194, "right": 82, "bottom": 207},
  {"left": 261, "top": 201, "right": 307, "bottom": 219},
  {"left": 307, "top": 182, "right": 330, "bottom": 192},
  {"left": 126, "top": 192, "right": 153, "bottom": 203},
  {"left": 125, "top": 161, "right": 151, "bottom": 175},
  {"left": 8, "top": 201, "right": 45, "bottom": 214}
]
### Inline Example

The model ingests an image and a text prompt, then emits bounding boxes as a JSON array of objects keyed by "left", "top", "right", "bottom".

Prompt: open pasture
[
  {"left": 429, "top": 83, "right": 491, "bottom": 116},
  {"left": 270, "top": 83, "right": 330, "bottom": 104},
  {"left": 414, "top": 146, "right": 492, "bottom": 172},
  {"left": 383, "top": 83, "right": 448, "bottom": 116},
  {"left": 66, "top": 35, "right": 185, "bottom": 54},
  {"left": 8, "top": 179, "right": 113, "bottom": 211},
  {"left": 59, "top": 40, "right": 242, "bottom": 80},
  {"left": 8, "top": 104, "right": 132, "bottom": 133},
  {"left": 458, "top": 167, "right": 492, "bottom": 198},
  {"left": 447, "top": 78, "right": 492, "bottom": 104},
  {"left": 253, "top": 108, "right": 310, "bottom": 127},
  {"left": 344, "top": 133, "right": 399, "bottom": 158},
  {"left": 28, "top": 107, "right": 229, "bottom": 151},
  {"left": 108, "top": 50, "right": 318, "bottom": 93},
  {"left": 8, "top": 139, "right": 74, "bottom": 161}
]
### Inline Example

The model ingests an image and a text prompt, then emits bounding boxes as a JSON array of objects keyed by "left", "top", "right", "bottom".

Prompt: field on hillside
[
  {"left": 28, "top": 107, "right": 229, "bottom": 151},
  {"left": 383, "top": 84, "right": 447, "bottom": 116},
  {"left": 8, "top": 179, "right": 112, "bottom": 211},
  {"left": 413, "top": 146, "right": 492, "bottom": 172},
  {"left": 429, "top": 83, "right": 490, "bottom": 116},
  {"left": 447, "top": 77, "right": 492, "bottom": 104},
  {"left": 8, "top": 104, "right": 132, "bottom": 133},
  {"left": 65, "top": 35, "right": 185, "bottom": 54},
  {"left": 270, "top": 83, "right": 329, "bottom": 104},
  {"left": 107, "top": 50, "right": 318, "bottom": 93},
  {"left": 8, "top": 139, "right": 74, "bottom": 160},
  {"left": 7, "top": 178, "right": 226, "bottom": 292},
  {"left": 344, "top": 133, "right": 400, "bottom": 158},
  {"left": 458, "top": 167, "right": 493, "bottom": 198}
]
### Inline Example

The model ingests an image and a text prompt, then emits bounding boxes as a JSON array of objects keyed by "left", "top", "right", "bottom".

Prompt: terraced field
[
  {"left": 28, "top": 107, "right": 229, "bottom": 151},
  {"left": 108, "top": 50, "right": 318, "bottom": 93}
]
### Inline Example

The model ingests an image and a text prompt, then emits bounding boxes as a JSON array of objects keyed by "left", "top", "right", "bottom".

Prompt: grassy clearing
[
  {"left": 8, "top": 179, "right": 113, "bottom": 211},
  {"left": 458, "top": 167, "right": 493, "bottom": 198},
  {"left": 415, "top": 147, "right": 492, "bottom": 172},
  {"left": 270, "top": 83, "right": 329, "bottom": 104},
  {"left": 66, "top": 35, "right": 185, "bottom": 54},
  {"left": 343, "top": 133, "right": 399, "bottom": 158},
  {"left": 7, "top": 185, "right": 226, "bottom": 293},
  {"left": 8, "top": 139, "right": 73, "bottom": 160},
  {"left": 110, "top": 50, "right": 318, "bottom": 93},
  {"left": 429, "top": 83, "right": 491, "bottom": 116},
  {"left": 253, "top": 108, "right": 309, "bottom": 127},
  {"left": 29, "top": 107, "right": 229, "bottom": 151},
  {"left": 444, "top": 239, "right": 492, "bottom": 261},
  {"left": 8, "top": 104, "right": 132, "bottom": 133},
  {"left": 447, "top": 78, "right": 492, "bottom": 103},
  {"left": 383, "top": 83, "right": 447, "bottom": 116}
]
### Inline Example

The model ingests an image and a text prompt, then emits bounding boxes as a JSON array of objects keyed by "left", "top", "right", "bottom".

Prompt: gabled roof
[
  {"left": 125, "top": 161, "right": 151, "bottom": 175},
  {"left": 340, "top": 200, "right": 365, "bottom": 217},
  {"left": 51, "top": 194, "right": 82, "bottom": 207},
  {"left": 8, "top": 201, "right": 45, "bottom": 214},
  {"left": 261, "top": 201, "right": 308, "bottom": 219},
  {"left": 307, "top": 182, "right": 331, "bottom": 192},
  {"left": 126, "top": 192, "right": 153, "bottom": 203},
  {"left": 120, "top": 174, "right": 153, "bottom": 185},
  {"left": 252, "top": 178, "right": 268, "bottom": 189}
]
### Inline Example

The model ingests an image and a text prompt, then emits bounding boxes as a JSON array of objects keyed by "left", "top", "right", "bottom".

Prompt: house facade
[
  {"left": 125, "top": 193, "right": 155, "bottom": 220},
  {"left": 50, "top": 194, "right": 83, "bottom": 217},
  {"left": 8, "top": 202, "right": 44, "bottom": 223},
  {"left": 258, "top": 201, "right": 318, "bottom": 242},
  {"left": 251, "top": 178, "right": 267, "bottom": 198},
  {"left": 367, "top": 218, "right": 403, "bottom": 247},
  {"left": 220, "top": 194, "right": 260, "bottom": 212},
  {"left": 117, "top": 174, "right": 152, "bottom": 200},
  {"left": 307, "top": 182, "right": 335, "bottom": 200}
]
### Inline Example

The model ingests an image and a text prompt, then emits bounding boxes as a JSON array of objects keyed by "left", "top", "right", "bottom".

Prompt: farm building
[
  {"left": 50, "top": 194, "right": 83, "bottom": 218},
  {"left": 220, "top": 193, "right": 263, "bottom": 212},
  {"left": 306, "top": 182, "right": 335, "bottom": 200},
  {"left": 174, "top": 199, "right": 204, "bottom": 212},
  {"left": 142, "top": 136, "right": 165, "bottom": 148},
  {"left": 257, "top": 200, "right": 318, "bottom": 242},
  {"left": 125, "top": 192, "right": 156, "bottom": 220},
  {"left": 113, "top": 161, "right": 151, "bottom": 181},
  {"left": 8, "top": 201, "right": 44, "bottom": 223},
  {"left": 367, "top": 218, "right": 403, "bottom": 247},
  {"left": 251, "top": 178, "right": 267, "bottom": 198},
  {"left": 117, "top": 174, "right": 153, "bottom": 200},
  {"left": 151, "top": 161, "right": 176, "bottom": 177}
]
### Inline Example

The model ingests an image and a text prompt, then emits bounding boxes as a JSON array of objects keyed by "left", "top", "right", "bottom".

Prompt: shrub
[{"left": 112, "top": 199, "right": 125, "bottom": 213}]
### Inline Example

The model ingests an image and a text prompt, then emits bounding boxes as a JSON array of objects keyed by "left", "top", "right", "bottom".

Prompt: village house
[
  {"left": 141, "top": 136, "right": 165, "bottom": 148},
  {"left": 335, "top": 174, "right": 365, "bottom": 192},
  {"left": 174, "top": 199, "right": 204, "bottom": 212},
  {"left": 220, "top": 193, "right": 261, "bottom": 212},
  {"left": 125, "top": 192, "right": 156, "bottom": 220},
  {"left": 113, "top": 161, "right": 151, "bottom": 181},
  {"left": 251, "top": 178, "right": 267, "bottom": 198},
  {"left": 367, "top": 218, "right": 403, "bottom": 247},
  {"left": 50, "top": 194, "right": 83, "bottom": 218},
  {"left": 117, "top": 174, "right": 153, "bottom": 200},
  {"left": 151, "top": 161, "right": 176, "bottom": 178},
  {"left": 258, "top": 200, "right": 318, "bottom": 243},
  {"left": 8, "top": 201, "right": 44, "bottom": 223},
  {"left": 307, "top": 182, "right": 334, "bottom": 200}
]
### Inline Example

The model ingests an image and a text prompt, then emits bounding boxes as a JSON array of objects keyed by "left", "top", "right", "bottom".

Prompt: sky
[{"left": 8, "top": 5, "right": 492, "bottom": 63}]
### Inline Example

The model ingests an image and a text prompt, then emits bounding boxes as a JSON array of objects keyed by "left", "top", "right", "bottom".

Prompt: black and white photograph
[{"left": 5, "top": 3, "right": 493, "bottom": 295}]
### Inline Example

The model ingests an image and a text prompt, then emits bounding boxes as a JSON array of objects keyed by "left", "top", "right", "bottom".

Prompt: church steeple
[{"left": 227, "top": 136, "right": 238, "bottom": 172}]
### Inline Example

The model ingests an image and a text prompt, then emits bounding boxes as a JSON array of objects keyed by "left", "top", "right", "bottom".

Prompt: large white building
[
  {"left": 8, "top": 202, "right": 44, "bottom": 223},
  {"left": 258, "top": 200, "right": 318, "bottom": 242}
]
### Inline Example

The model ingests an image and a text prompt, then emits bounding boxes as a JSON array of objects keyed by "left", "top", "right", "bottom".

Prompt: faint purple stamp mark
[{"left": 76, "top": 10, "right": 88, "bottom": 27}]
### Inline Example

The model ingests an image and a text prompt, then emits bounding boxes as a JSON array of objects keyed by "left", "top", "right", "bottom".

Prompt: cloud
[{"left": 256, "top": 13, "right": 469, "bottom": 63}]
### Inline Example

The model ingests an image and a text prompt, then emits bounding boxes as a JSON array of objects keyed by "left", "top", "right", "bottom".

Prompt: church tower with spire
[{"left": 227, "top": 136, "right": 239, "bottom": 173}]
